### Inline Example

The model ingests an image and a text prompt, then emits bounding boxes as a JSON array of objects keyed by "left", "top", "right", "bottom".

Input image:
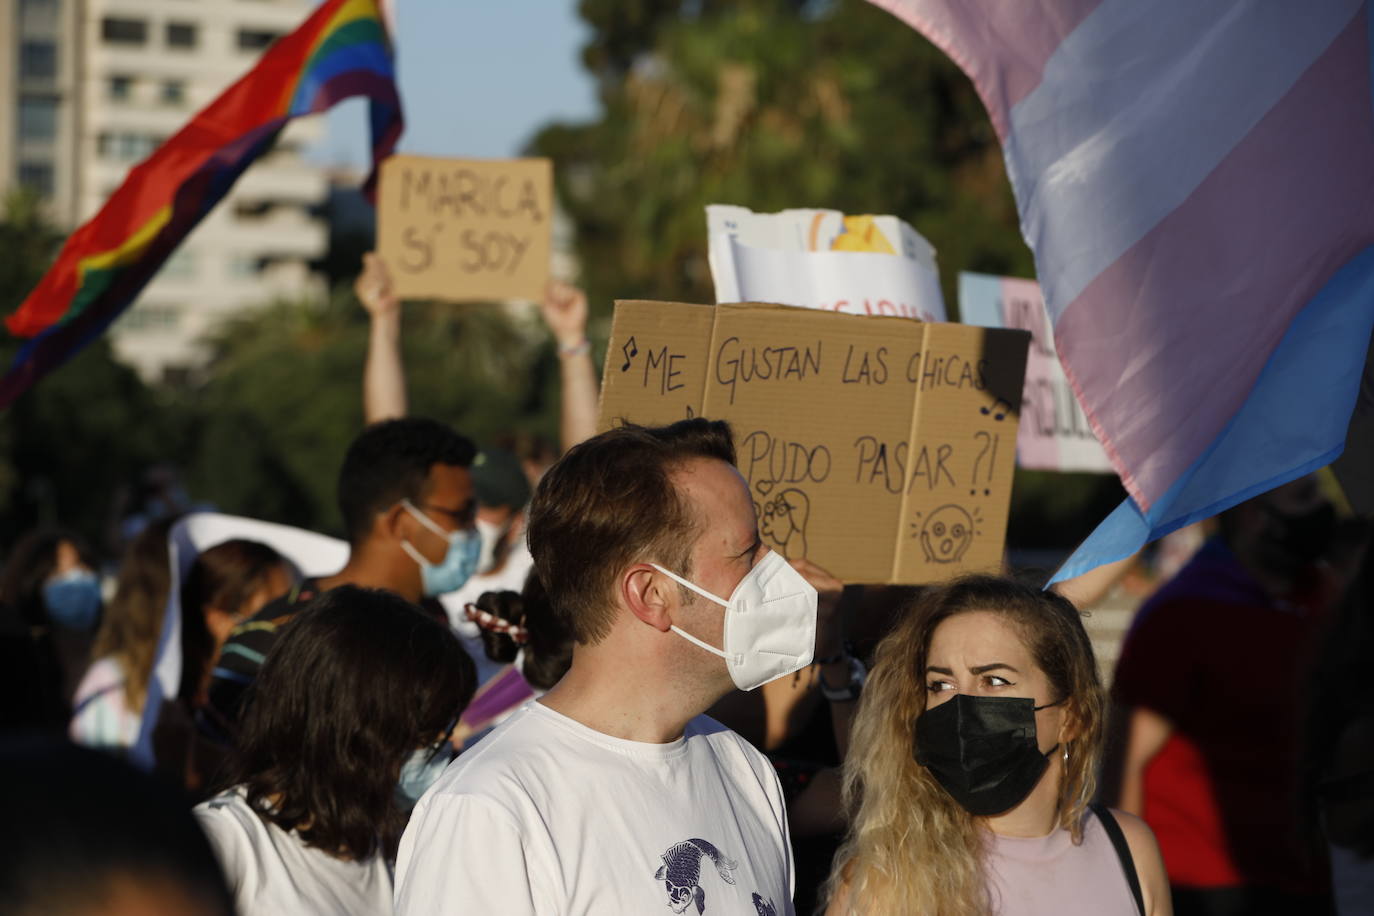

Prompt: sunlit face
[
  {"left": 668, "top": 458, "right": 765, "bottom": 672},
  {"left": 923, "top": 611, "right": 1067, "bottom": 754},
  {"left": 50, "top": 539, "right": 92, "bottom": 579}
]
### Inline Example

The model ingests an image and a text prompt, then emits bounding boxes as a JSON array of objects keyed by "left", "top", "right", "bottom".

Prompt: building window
[
  {"left": 18, "top": 161, "right": 55, "bottom": 197},
  {"left": 121, "top": 304, "right": 181, "bottom": 332},
  {"left": 160, "top": 249, "right": 196, "bottom": 280},
  {"left": 108, "top": 75, "right": 133, "bottom": 103},
  {"left": 237, "top": 28, "right": 281, "bottom": 52},
  {"left": 19, "top": 0, "right": 59, "bottom": 31},
  {"left": 18, "top": 97, "right": 57, "bottom": 142},
  {"left": 229, "top": 254, "right": 260, "bottom": 278},
  {"left": 161, "top": 80, "right": 186, "bottom": 106},
  {"left": 98, "top": 131, "right": 162, "bottom": 161},
  {"left": 102, "top": 17, "right": 148, "bottom": 45},
  {"left": 166, "top": 22, "right": 198, "bottom": 49},
  {"left": 20, "top": 41, "right": 57, "bottom": 80}
]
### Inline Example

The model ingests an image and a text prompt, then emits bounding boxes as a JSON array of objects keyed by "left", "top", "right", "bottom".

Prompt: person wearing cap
[
  {"left": 439, "top": 446, "right": 538, "bottom": 686},
  {"left": 470, "top": 447, "right": 533, "bottom": 583}
]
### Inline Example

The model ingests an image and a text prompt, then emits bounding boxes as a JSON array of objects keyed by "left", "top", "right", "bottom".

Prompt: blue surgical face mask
[
  {"left": 42, "top": 569, "right": 102, "bottom": 630},
  {"left": 396, "top": 743, "right": 455, "bottom": 810},
  {"left": 399, "top": 499, "right": 480, "bottom": 596}
]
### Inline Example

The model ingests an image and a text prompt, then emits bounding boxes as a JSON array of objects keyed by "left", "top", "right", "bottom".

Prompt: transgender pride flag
[{"left": 870, "top": 0, "right": 1374, "bottom": 580}]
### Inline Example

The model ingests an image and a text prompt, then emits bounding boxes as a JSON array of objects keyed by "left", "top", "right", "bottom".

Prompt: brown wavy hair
[
  {"left": 826, "top": 575, "right": 1106, "bottom": 915},
  {"left": 90, "top": 520, "right": 175, "bottom": 712},
  {"left": 220, "top": 586, "right": 475, "bottom": 861},
  {"left": 527, "top": 419, "right": 735, "bottom": 644},
  {"left": 179, "top": 538, "right": 288, "bottom": 702}
]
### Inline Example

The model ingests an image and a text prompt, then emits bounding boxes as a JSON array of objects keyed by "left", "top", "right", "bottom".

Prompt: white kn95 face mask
[{"left": 651, "top": 549, "right": 817, "bottom": 692}]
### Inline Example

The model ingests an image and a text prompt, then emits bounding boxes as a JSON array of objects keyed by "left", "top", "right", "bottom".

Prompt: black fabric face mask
[{"left": 914, "top": 694, "right": 1060, "bottom": 817}]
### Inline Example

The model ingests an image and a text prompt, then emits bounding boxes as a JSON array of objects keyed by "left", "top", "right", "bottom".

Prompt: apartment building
[
  {"left": 3, "top": 0, "right": 330, "bottom": 382},
  {"left": 3, "top": 0, "right": 83, "bottom": 224}
]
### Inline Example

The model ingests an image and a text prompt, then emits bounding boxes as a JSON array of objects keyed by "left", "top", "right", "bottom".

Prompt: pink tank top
[{"left": 984, "top": 809, "right": 1138, "bottom": 916}]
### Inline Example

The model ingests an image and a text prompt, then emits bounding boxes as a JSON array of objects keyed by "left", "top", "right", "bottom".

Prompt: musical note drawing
[{"left": 621, "top": 336, "right": 639, "bottom": 372}]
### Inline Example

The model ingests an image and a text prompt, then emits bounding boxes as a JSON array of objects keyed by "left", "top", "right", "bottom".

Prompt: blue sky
[{"left": 311, "top": 1, "right": 600, "bottom": 168}]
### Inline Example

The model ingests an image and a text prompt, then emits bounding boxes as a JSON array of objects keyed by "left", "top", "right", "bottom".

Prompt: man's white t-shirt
[
  {"left": 195, "top": 788, "right": 393, "bottom": 916},
  {"left": 395, "top": 702, "right": 795, "bottom": 915}
]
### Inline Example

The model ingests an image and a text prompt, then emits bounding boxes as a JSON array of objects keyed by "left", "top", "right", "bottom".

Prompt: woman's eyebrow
[{"left": 970, "top": 663, "right": 1020, "bottom": 675}]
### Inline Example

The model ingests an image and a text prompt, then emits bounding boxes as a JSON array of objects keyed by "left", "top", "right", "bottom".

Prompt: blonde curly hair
[{"left": 825, "top": 575, "right": 1106, "bottom": 915}]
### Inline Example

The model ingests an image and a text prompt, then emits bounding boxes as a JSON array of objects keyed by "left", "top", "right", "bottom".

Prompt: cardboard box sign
[
  {"left": 376, "top": 155, "right": 553, "bottom": 302},
  {"left": 598, "top": 301, "right": 1031, "bottom": 585}
]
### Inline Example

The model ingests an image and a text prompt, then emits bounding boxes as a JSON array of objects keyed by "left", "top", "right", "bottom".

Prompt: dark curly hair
[
  {"left": 473, "top": 574, "right": 572, "bottom": 691},
  {"left": 337, "top": 418, "right": 476, "bottom": 545},
  {"left": 220, "top": 586, "right": 475, "bottom": 861}
]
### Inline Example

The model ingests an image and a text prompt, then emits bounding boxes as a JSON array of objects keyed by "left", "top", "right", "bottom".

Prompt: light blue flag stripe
[
  {"left": 1007, "top": 0, "right": 1363, "bottom": 322},
  {"left": 1052, "top": 245, "right": 1374, "bottom": 583}
]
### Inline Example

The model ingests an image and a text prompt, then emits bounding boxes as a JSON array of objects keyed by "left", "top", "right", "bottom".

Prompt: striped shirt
[{"left": 201, "top": 580, "right": 320, "bottom": 744}]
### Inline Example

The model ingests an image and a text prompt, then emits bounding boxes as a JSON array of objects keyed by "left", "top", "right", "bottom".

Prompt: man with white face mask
[{"left": 396, "top": 419, "right": 814, "bottom": 915}]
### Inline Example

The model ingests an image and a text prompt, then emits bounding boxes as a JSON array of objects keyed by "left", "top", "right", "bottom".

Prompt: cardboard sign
[
  {"left": 707, "top": 205, "right": 948, "bottom": 322},
  {"left": 598, "top": 301, "right": 1030, "bottom": 585},
  {"left": 959, "top": 273, "right": 1114, "bottom": 474},
  {"left": 377, "top": 155, "right": 553, "bottom": 302}
]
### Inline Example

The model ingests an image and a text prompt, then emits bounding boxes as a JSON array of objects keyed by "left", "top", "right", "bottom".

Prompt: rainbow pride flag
[{"left": 0, "top": 0, "right": 402, "bottom": 407}]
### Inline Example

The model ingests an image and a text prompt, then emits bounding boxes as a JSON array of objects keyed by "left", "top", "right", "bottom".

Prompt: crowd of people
[{"left": 1, "top": 252, "right": 1370, "bottom": 916}]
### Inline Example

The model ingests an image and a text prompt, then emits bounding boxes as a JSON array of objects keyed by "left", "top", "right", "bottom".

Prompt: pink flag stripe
[
  {"left": 867, "top": 0, "right": 1101, "bottom": 141},
  {"left": 1055, "top": 9, "right": 1374, "bottom": 512}
]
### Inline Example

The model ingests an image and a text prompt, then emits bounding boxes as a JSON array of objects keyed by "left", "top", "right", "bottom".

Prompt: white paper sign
[
  {"left": 707, "top": 205, "right": 948, "bottom": 322},
  {"left": 959, "top": 272, "right": 1113, "bottom": 474}
]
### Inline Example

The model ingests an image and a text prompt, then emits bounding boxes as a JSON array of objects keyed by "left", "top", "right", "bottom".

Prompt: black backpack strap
[{"left": 1090, "top": 802, "right": 1145, "bottom": 916}]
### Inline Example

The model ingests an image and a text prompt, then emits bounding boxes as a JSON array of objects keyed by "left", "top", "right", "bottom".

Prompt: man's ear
[
  {"left": 381, "top": 502, "right": 410, "bottom": 544},
  {"left": 622, "top": 563, "right": 675, "bottom": 632}
]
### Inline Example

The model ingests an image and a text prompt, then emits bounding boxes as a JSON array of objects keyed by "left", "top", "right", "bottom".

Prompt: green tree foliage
[
  {"left": 536, "top": 0, "right": 1033, "bottom": 320},
  {"left": 1, "top": 1, "right": 1113, "bottom": 555},
  {"left": 180, "top": 289, "right": 558, "bottom": 538},
  {"left": 0, "top": 190, "right": 181, "bottom": 554},
  {"left": 538, "top": 0, "right": 1105, "bottom": 550}
]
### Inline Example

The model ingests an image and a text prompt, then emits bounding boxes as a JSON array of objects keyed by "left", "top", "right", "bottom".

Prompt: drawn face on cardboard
[
  {"left": 759, "top": 489, "right": 810, "bottom": 559},
  {"left": 920, "top": 505, "right": 974, "bottom": 564}
]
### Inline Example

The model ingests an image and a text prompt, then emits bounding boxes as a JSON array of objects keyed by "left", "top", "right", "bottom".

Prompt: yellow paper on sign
[{"left": 830, "top": 215, "right": 897, "bottom": 254}]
